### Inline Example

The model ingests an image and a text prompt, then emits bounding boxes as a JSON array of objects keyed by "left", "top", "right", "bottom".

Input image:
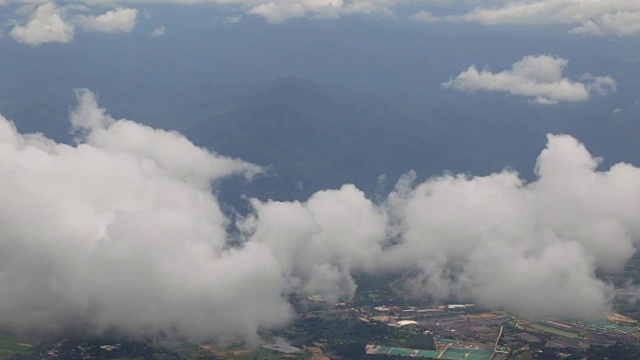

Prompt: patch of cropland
[{"left": 0, "top": 332, "right": 34, "bottom": 358}]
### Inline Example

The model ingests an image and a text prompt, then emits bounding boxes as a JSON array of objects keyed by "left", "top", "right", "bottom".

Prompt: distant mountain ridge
[
  {"left": 182, "top": 78, "right": 539, "bottom": 204},
  {"left": 2, "top": 73, "right": 639, "bottom": 207},
  {"left": 179, "top": 77, "right": 640, "bottom": 206}
]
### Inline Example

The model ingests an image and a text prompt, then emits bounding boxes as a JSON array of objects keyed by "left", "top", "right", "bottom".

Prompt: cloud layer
[
  {"left": 442, "top": 55, "right": 617, "bottom": 104},
  {"left": 445, "top": 0, "right": 640, "bottom": 37},
  {"left": 0, "top": 89, "right": 639, "bottom": 340},
  {"left": 4, "top": 0, "right": 640, "bottom": 44}
]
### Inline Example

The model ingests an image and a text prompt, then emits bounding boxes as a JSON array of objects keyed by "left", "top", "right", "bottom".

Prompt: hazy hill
[
  {"left": 186, "top": 78, "right": 443, "bottom": 202},
  {"left": 181, "top": 78, "right": 547, "bottom": 204},
  {"left": 173, "top": 75, "right": 640, "bottom": 207}
]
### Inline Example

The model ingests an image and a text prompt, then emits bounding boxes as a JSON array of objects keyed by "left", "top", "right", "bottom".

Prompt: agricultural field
[
  {"left": 0, "top": 332, "right": 34, "bottom": 358},
  {"left": 526, "top": 323, "right": 580, "bottom": 338},
  {"left": 173, "top": 346, "right": 310, "bottom": 360}
]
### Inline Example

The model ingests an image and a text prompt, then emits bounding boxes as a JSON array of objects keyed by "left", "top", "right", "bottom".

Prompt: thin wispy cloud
[{"left": 151, "top": 25, "right": 165, "bottom": 36}]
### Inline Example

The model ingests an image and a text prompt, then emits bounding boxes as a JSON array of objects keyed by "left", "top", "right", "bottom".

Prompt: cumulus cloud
[
  {"left": 410, "top": 10, "right": 441, "bottom": 23},
  {"left": 442, "top": 55, "right": 617, "bottom": 104},
  {"left": 0, "top": 89, "right": 276, "bottom": 340},
  {"left": 74, "top": 7, "right": 138, "bottom": 33},
  {"left": 242, "top": 133, "right": 640, "bottom": 320},
  {"left": 177, "top": 0, "right": 640, "bottom": 33},
  {"left": 380, "top": 134, "right": 640, "bottom": 317},
  {"left": 2, "top": 0, "right": 400, "bottom": 35},
  {"left": 70, "top": 89, "right": 261, "bottom": 186},
  {"left": 3, "top": 0, "right": 640, "bottom": 34},
  {"left": 2, "top": 88, "right": 640, "bottom": 339},
  {"left": 10, "top": 2, "right": 74, "bottom": 46},
  {"left": 247, "top": 0, "right": 346, "bottom": 23},
  {"left": 151, "top": 25, "right": 165, "bottom": 36},
  {"left": 8, "top": 3, "right": 139, "bottom": 45},
  {"left": 447, "top": 0, "right": 640, "bottom": 37},
  {"left": 4, "top": 0, "right": 639, "bottom": 36},
  {"left": 246, "top": 0, "right": 402, "bottom": 22},
  {"left": 570, "top": 11, "right": 640, "bottom": 37},
  {"left": 241, "top": 184, "right": 388, "bottom": 302}
]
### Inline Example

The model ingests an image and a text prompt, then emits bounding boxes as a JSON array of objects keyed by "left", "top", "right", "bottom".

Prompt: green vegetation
[
  {"left": 173, "top": 347, "right": 217, "bottom": 360},
  {"left": 0, "top": 332, "right": 33, "bottom": 359},
  {"left": 173, "top": 348, "right": 311, "bottom": 360}
]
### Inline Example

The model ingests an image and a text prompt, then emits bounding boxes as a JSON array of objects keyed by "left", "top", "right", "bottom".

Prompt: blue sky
[{"left": 3, "top": 0, "right": 640, "bottom": 107}]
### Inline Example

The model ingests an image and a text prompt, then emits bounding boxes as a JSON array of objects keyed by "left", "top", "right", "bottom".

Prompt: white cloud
[
  {"left": 447, "top": 0, "right": 640, "bottom": 37},
  {"left": 226, "top": 15, "right": 243, "bottom": 23},
  {"left": 71, "top": 89, "right": 261, "bottom": 188},
  {"left": 151, "top": 25, "right": 165, "bottom": 36},
  {"left": 225, "top": 0, "right": 403, "bottom": 23},
  {"left": 247, "top": 0, "right": 344, "bottom": 23},
  {"left": 442, "top": 55, "right": 616, "bottom": 104},
  {"left": 343, "top": 0, "right": 396, "bottom": 16},
  {"left": 222, "top": 0, "right": 640, "bottom": 33},
  {"left": 10, "top": 2, "right": 74, "bottom": 46},
  {"left": 410, "top": 9, "right": 441, "bottom": 23},
  {"left": 248, "top": 3, "right": 306, "bottom": 23},
  {"left": 379, "top": 133, "right": 640, "bottom": 317},
  {"left": 3, "top": 0, "right": 639, "bottom": 35},
  {"left": 242, "top": 184, "right": 388, "bottom": 302},
  {"left": 244, "top": 133, "right": 640, "bottom": 319},
  {"left": 74, "top": 7, "right": 137, "bottom": 33},
  {"left": 570, "top": 11, "right": 640, "bottom": 37},
  {"left": 581, "top": 73, "right": 618, "bottom": 97},
  {"left": 3, "top": 87, "right": 640, "bottom": 336},
  {"left": 0, "top": 89, "right": 285, "bottom": 340}
]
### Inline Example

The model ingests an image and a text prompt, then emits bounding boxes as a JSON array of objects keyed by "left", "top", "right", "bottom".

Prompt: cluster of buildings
[
  {"left": 516, "top": 313, "right": 640, "bottom": 350},
  {"left": 360, "top": 303, "right": 640, "bottom": 359},
  {"left": 361, "top": 306, "right": 508, "bottom": 360}
]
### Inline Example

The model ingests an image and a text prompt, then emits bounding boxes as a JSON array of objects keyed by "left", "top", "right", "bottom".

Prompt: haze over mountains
[{"left": 2, "top": 0, "right": 640, "bottom": 342}]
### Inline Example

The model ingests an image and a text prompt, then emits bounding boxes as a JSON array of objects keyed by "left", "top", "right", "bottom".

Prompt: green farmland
[
  {"left": 528, "top": 323, "right": 580, "bottom": 338},
  {"left": 0, "top": 332, "right": 33, "bottom": 358}
]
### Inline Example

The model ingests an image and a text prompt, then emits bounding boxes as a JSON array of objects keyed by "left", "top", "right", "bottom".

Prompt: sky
[{"left": 2, "top": 0, "right": 640, "bottom": 343}]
